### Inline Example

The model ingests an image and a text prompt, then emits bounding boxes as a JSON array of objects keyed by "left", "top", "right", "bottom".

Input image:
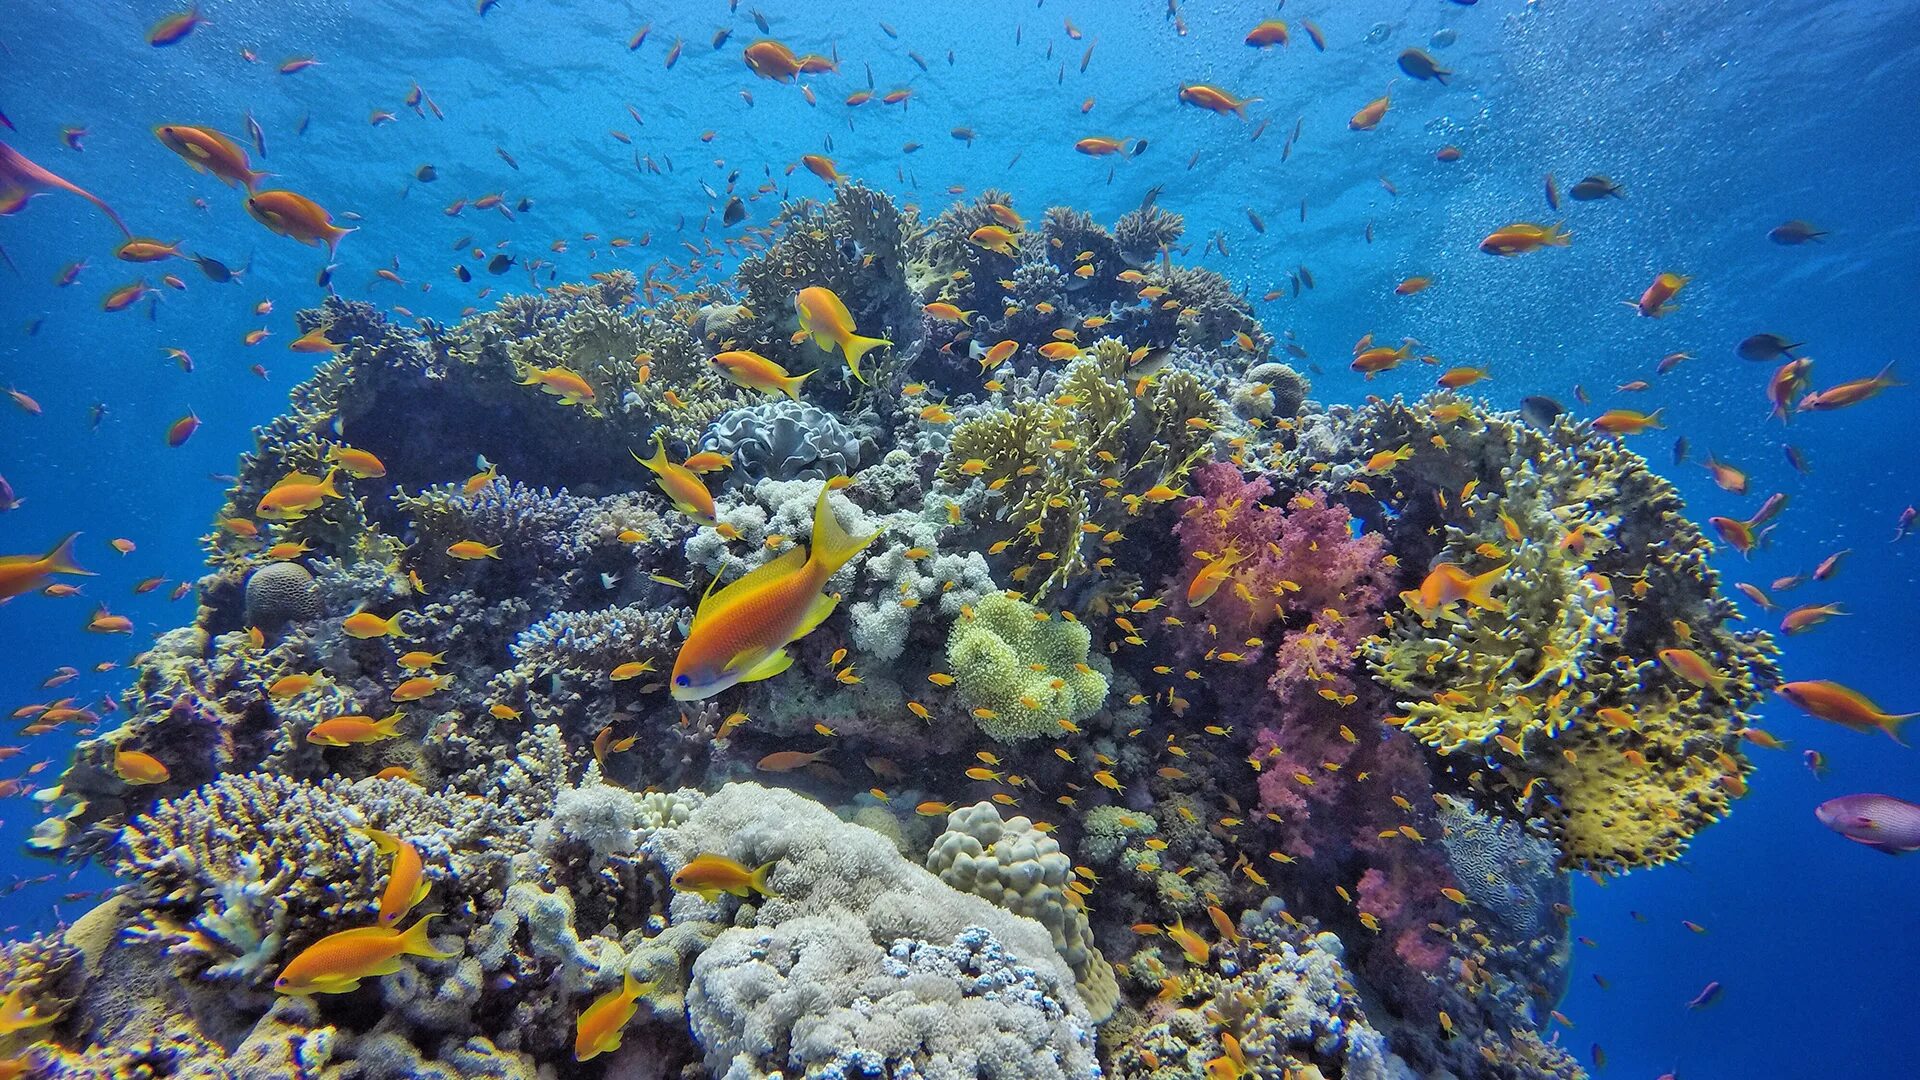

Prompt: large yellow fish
[
  {"left": 362, "top": 828, "right": 431, "bottom": 927},
  {"left": 0, "top": 532, "right": 91, "bottom": 601},
  {"left": 671, "top": 853, "right": 778, "bottom": 901},
  {"left": 671, "top": 482, "right": 875, "bottom": 700},
  {"left": 256, "top": 468, "right": 342, "bottom": 522},
  {"left": 793, "top": 286, "right": 889, "bottom": 384},
  {"left": 711, "top": 349, "right": 812, "bottom": 400},
  {"left": 273, "top": 915, "right": 456, "bottom": 995}
]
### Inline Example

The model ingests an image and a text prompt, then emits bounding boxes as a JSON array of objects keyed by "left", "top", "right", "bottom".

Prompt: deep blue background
[{"left": 2, "top": 1, "right": 1915, "bottom": 1075}]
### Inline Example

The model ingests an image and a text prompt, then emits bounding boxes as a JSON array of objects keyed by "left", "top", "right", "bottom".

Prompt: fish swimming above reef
[{"left": 671, "top": 482, "right": 875, "bottom": 700}]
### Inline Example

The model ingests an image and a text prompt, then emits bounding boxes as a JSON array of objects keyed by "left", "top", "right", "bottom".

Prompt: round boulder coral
[
  {"left": 242, "top": 562, "right": 320, "bottom": 631},
  {"left": 945, "top": 594, "right": 1109, "bottom": 742}
]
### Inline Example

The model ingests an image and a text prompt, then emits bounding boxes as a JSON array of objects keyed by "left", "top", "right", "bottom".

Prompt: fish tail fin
[
  {"left": 243, "top": 168, "right": 270, "bottom": 193},
  {"left": 1647, "top": 408, "right": 1667, "bottom": 429},
  {"left": 324, "top": 225, "right": 356, "bottom": 258},
  {"left": 841, "top": 333, "right": 890, "bottom": 382},
  {"left": 782, "top": 369, "right": 815, "bottom": 401},
  {"left": 748, "top": 860, "right": 778, "bottom": 897},
  {"left": 375, "top": 710, "right": 405, "bottom": 736},
  {"left": 631, "top": 434, "right": 669, "bottom": 475},
  {"left": 1874, "top": 361, "right": 1902, "bottom": 388},
  {"left": 807, "top": 483, "right": 877, "bottom": 579},
  {"left": 1235, "top": 97, "right": 1263, "bottom": 118},
  {"left": 318, "top": 467, "right": 341, "bottom": 498},
  {"left": 40, "top": 532, "right": 92, "bottom": 577},
  {"left": 398, "top": 913, "right": 459, "bottom": 959},
  {"left": 1465, "top": 563, "right": 1509, "bottom": 611},
  {"left": 1882, "top": 712, "right": 1919, "bottom": 744}
]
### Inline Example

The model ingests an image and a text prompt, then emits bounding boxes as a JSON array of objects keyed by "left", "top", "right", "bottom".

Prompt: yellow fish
[
  {"left": 256, "top": 469, "right": 342, "bottom": 522},
  {"left": 575, "top": 970, "right": 654, "bottom": 1062},
  {"left": 274, "top": 915, "right": 456, "bottom": 995},
  {"left": 671, "top": 853, "right": 777, "bottom": 901},
  {"left": 361, "top": 828, "right": 431, "bottom": 927},
  {"left": 633, "top": 435, "right": 717, "bottom": 526},
  {"left": 711, "top": 349, "right": 813, "bottom": 401},
  {"left": 794, "top": 285, "right": 890, "bottom": 383},
  {"left": 670, "top": 483, "right": 874, "bottom": 700}
]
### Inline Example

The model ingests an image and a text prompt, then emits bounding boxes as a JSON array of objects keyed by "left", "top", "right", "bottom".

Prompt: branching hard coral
[
  {"left": 1348, "top": 395, "right": 1779, "bottom": 871},
  {"left": 1112, "top": 203, "right": 1186, "bottom": 263},
  {"left": 945, "top": 594, "right": 1110, "bottom": 742},
  {"left": 925, "top": 802, "right": 1118, "bottom": 1022},
  {"left": 937, "top": 339, "right": 1221, "bottom": 596}
]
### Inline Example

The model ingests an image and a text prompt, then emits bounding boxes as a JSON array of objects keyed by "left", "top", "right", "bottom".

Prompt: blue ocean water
[{"left": 1, "top": 0, "right": 1915, "bottom": 1076}]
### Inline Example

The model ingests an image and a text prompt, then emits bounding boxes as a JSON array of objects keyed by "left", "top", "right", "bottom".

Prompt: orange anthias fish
[
  {"left": 671, "top": 483, "right": 876, "bottom": 700},
  {"left": 245, "top": 189, "right": 354, "bottom": 255},
  {"left": 1479, "top": 222, "right": 1570, "bottom": 255},
  {"left": 307, "top": 710, "right": 407, "bottom": 746},
  {"left": 1589, "top": 409, "right": 1665, "bottom": 435},
  {"left": 255, "top": 468, "right": 343, "bottom": 521},
  {"left": 794, "top": 285, "right": 890, "bottom": 383},
  {"left": 671, "top": 853, "right": 777, "bottom": 901},
  {"left": 114, "top": 748, "right": 170, "bottom": 785},
  {"left": 799, "top": 154, "right": 843, "bottom": 183},
  {"left": 742, "top": 39, "right": 833, "bottom": 81},
  {"left": 273, "top": 915, "right": 456, "bottom": 995},
  {"left": 1658, "top": 648, "right": 1729, "bottom": 695},
  {"left": 1245, "top": 19, "right": 1290, "bottom": 47},
  {"left": 1797, "top": 362, "right": 1900, "bottom": 412},
  {"left": 634, "top": 435, "right": 717, "bottom": 525},
  {"left": 1074, "top": 136, "right": 1139, "bottom": 156},
  {"left": 0, "top": 141, "right": 130, "bottom": 236},
  {"left": 1351, "top": 340, "right": 1414, "bottom": 379},
  {"left": 362, "top": 828, "right": 431, "bottom": 926},
  {"left": 154, "top": 124, "right": 267, "bottom": 191},
  {"left": 1349, "top": 91, "right": 1391, "bottom": 131},
  {"left": 1776, "top": 680, "right": 1917, "bottom": 743},
  {"left": 1186, "top": 547, "right": 1247, "bottom": 606},
  {"left": 1179, "top": 85, "right": 1259, "bottom": 117},
  {"left": 517, "top": 364, "right": 597, "bottom": 408},
  {"left": 1631, "top": 272, "right": 1689, "bottom": 317},
  {"left": 0, "top": 533, "right": 92, "bottom": 600},
  {"left": 1402, "top": 562, "right": 1508, "bottom": 622},
  {"left": 711, "top": 349, "right": 812, "bottom": 400},
  {"left": 575, "top": 971, "right": 654, "bottom": 1062}
]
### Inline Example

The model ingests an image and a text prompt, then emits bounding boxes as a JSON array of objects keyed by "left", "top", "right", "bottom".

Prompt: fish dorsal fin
[
  {"left": 690, "top": 547, "right": 808, "bottom": 632},
  {"left": 277, "top": 470, "right": 324, "bottom": 488}
]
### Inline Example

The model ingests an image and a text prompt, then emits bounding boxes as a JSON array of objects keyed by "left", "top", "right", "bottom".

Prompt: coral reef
[{"left": 13, "top": 184, "right": 1758, "bottom": 1080}]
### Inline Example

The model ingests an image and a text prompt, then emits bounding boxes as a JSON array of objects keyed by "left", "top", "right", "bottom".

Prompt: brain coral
[{"left": 944, "top": 593, "right": 1110, "bottom": 742}]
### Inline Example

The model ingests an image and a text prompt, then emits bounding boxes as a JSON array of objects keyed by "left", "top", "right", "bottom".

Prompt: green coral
[{"left": 944, "top": 593, "right": 1109, "bottom": 742}]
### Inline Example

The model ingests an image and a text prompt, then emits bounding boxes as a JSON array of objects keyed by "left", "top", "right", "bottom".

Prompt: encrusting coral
[{"left": 9, "top": 182, "right": 1764, "bottom": 1080}]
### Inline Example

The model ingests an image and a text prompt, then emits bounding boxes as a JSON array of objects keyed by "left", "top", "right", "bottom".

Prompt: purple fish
[
  {"left": 1687, "top": 980, "right": 1723, "bottom": 1009},
  {"left": 1894, "top": 505, "right": 1916, "bottom": 543},
  {"left": 1816, "top": 794, "right": 1920, "bottom": 854},
  {"left": 0, "top": 474, "right": 18, "bottom": 511}
]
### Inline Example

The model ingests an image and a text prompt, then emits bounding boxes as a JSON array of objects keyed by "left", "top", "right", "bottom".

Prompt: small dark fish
[
  {"left": 1131, "top": 139, "right": 1147, "bottom": 157},
  {"left": 25, "top": 317, "right": 42, "bottom": 336},
  {"left": 1894, "top": 505, "right": 1917, "bottom": 543},
  {"left": 487, "top": 253, "right": 515, "bottom": 274},
  {"left": 1737, "top": 332, "right": 1801, "bottom": 362},
  {"left": 1686, "top": 981, "right": 1723, "bottom": 1009},
  {"left": 1591, "top": 1045, "right": 1606, "bottom": 1070},
  {"left": 1672, "top": 436, "right": 1689, "bottom": 465},
  {"left": 879, "top": 21, "right": 898, "bottom": 39},
  {"left": 1299, "top": 198, "right": 1307, "bottom": 222},
  {"left": 751, "top": 9, "right": 769, "bottom": 32},
  {"left": 477, "top": 0, "right": 501, "bottom": 14},
  {"left": 711, "top": 27, "right": 731, "bottom": 49},
  {"left": 1298, "top": 265, "right": 1314, "bottom": 289},
  {"left": 317, "top": 263, "right": 336, "bottom": 288},
  {"left": 1545, "top": 173, "right": 1561, "bottom": 211},
  {"left": 909, "top": 51, "right": 928, "bottom": 71},
  {"left": 951, "top": 126, "right": 975, "bottom": 144},
  {"left": 0, "top": 109, "right": 12, "bottom": 131},
  {"left": 1768, "top": 219, "right": 1828, "bottom": 245},
  {"left": 88, "top": 402, "right": 107, "bottom": 430},
  {"left": 245, "top": 109, "right": 266, "bottom": 158},
  {"left": 296, "top": 113, "right": 310, "bottom": 136},
  {"left": 1431, "top": 28, "right": 1458, "bottom": 48},
  {"left": 901, "top": 142, "right": 921, "bottom": 154},
  {"left": 1365, "top": 220, "right": 1374, "bottom": 244},
  {"left": 0, "top": 474, "right": 17, "bottom": 511},
  {"left": 1140, "top": 185, "right": 1161, "bottom": 212},
  {"left": 1569, "top": 174, "right": 1625, "bottom": 200},
  {"left": 1519, "top": 395, "right": 1566, "bottom": 428},
  {"left": 453, "top": 235, "right": 473, "bottom": 250},
  {"left": 1246, "top": 208, "right": 1265, "bottom": 234},
  {"left": 1397, "top": 48, "right": 1452, "bottom": 84},
  {"left": 1592, "top": 973, "right": 1609, "bottom": 990},
  {"left": 497, "top": 146, "right": 518, "bottom": 170},
  {"left": 455, "top": 264, "right": 471, "bottom": 282},
  {"left": 416, "top": 164, "right": 438, "bottom": 182},
  {"left": 516, "top": 197, "right": 532, "bottom": 212},
  {"left": 188, "top": 252, "right": 240, "bottom": 282},
  {"left": 1804, "top": 749, "right": 1828, "bottom": 778},
  {"left": 722, "top": 197, "right": 746, "bottom": 226}
]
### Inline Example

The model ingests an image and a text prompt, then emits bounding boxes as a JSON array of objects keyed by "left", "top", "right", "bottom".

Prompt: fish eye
[{"left": 675, "top": 675, "right": 691, "bottom": 686}]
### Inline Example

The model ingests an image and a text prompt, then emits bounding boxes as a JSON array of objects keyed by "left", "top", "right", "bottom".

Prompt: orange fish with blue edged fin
[
  {"left": 1479, "top": 221, "right": 1569, "bottom": 255},
  {"left": 0, "top": 141, "right": 129, "bottom": 237},
  {"left": 0, "top": 533, "right": 92, "bottom": 601},
  {"left": 794, "top": 286, "right": 890, "bottom": 383},
  {"left": 671, "top": 852, "right": 777, "bottom": 901},
  {"left": 1776, "top": 680, "right": 1916, "bottom": 743},
  {"left": 575, "top": 970, "right": 655, "bottom": 1061},
  {"left": 633, "top": 434, "right": 717, "bottom": 526},
  {"left": 273, "top": 913, "right": 456, "bottom": 995},
  {"left": 671, "top": 482, "right": 875, "bottom": 700}
]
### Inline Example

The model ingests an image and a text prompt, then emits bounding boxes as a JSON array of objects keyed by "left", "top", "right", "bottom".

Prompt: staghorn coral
[{"left": 945, "top": 593, "right": 1110, "bottom": 742}]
